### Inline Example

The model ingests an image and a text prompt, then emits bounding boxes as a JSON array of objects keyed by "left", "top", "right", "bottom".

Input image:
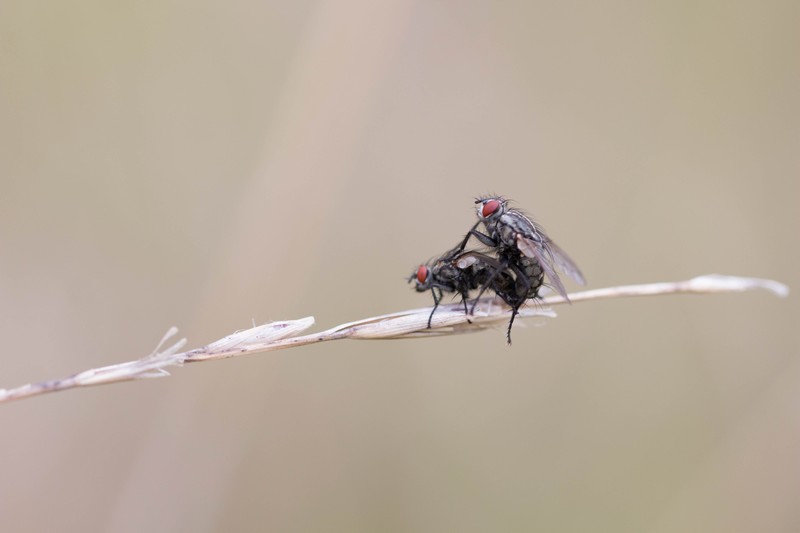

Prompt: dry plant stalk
[{"left": 0, "top": 274, "right": 788, "bottom": 404}]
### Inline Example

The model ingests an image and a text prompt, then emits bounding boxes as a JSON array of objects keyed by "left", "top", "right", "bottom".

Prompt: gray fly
[
  {"left": 469, "top": 196, "right": 585, "bottom": 302},
  {"left": 411, "top": 247, "right": 542, "bottom": 344}
]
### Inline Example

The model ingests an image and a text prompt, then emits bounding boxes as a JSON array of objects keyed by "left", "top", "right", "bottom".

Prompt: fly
[
  {"left": 469, "top": 196, "right": 586, "bottom": 302},
  {"left": 411, "top": 248, "right": 542, "bottom": 344},
  {"left": 410, "top": 246, "right": 490, "bottom": 328}
]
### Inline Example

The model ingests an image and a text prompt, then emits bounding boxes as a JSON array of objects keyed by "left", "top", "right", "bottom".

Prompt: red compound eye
[
  {"left": 481, "top": 199, "right": 501, "bottom": 218},
  {"left": 416, "top": 265, "right": 429, "bottom": 284}
]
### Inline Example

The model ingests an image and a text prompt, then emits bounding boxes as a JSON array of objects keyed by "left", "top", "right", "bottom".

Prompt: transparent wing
[
  {"left": 516, "top": 234, "right": 570, "bottom": 301},
  {"left": 507, "top": 209, "right": 586, "bottom": 288},
  {"left": 454, "top": 250, "right": 503, "bottom": 271},
  {"left": 543, "top": 238, "right": 586, "bottom": 286}
]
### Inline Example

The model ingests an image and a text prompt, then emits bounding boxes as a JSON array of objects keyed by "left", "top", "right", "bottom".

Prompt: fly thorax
[{"left": 495, "top": 217, "right": 521, "bottom": 249}]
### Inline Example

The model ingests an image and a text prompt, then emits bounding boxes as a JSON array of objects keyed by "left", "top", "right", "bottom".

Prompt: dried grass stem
[{"left": 0, "top": 274, "right": 787, "bottom": 403}]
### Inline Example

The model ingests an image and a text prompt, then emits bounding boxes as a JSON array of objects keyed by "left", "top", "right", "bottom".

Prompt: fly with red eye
[
  {"left": 467, "top": 196, "right": 585, "bottom": 302},
  {"left": 409, "top": 246, "right": 494, "bottom": 328}
]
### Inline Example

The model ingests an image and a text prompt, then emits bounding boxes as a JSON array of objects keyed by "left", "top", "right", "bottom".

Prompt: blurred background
[{"left": 1, "top": 0, "right": 798, "bottom": 531}]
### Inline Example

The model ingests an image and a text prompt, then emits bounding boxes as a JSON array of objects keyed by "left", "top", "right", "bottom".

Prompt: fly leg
[
  {"left": 501, "top": 261, "right": 530, "bottom": 345},
  {"left": 426, "top": 287, "right": 442, "bottom": 329},
  {"left": 459, "top": 291, "right": 473, "bottom": 324},
  {"left": 465, "top": 228, "right": 498, "bottom": 249},
  {"left": 467, "top": 258, "right": 511, "bottom": 315},
  {"left": 453, "top": 221, "right": 483, "bottom": 252},
  {"left": 505, "top": 305, "right": 520, "bottom": 345}
]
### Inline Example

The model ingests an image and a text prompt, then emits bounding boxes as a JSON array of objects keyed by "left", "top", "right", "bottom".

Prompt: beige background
[{"left": 1, "top": 1, "right": 798, "bottom": 531}]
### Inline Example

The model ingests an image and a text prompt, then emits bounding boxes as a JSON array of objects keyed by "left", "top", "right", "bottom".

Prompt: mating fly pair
[{"left": 410, "top": 196, "right": 585, "bottom": 344}]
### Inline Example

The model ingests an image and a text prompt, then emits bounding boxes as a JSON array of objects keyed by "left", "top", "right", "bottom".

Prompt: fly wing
[
  {"left": 543, "top": 238, "right": 586, "bottom": 286},
  {"left": 515, "top": 234, "right": 570, "bottom": 301},
  {"left": 509, "top": 210, "right": 585, "bottom": 285},
  {"left": 454, "top": 250, "right": 503, "bottom": 271},
  {"left": 455, "top": 254, "right": 479, "bottom": 269}
]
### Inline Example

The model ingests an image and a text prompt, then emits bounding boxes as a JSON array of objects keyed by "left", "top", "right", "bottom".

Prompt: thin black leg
[
  {"left": 468, "top": 256, "right": 511, "bottom": 314},
  {"left": 454, "top": 221, "right": 483, "bottom": 252},
  {"left": 427, "top": 287, "right": 441, "bottom": 329},
  {"left": 506, "top": 305, "right": 520, "bottom": 345},
  {"left": 459, "top": 291, "right": 473, "bottom": 324},
  {"left": 466, "top": 229, "right": 497, "bottom": 248}
]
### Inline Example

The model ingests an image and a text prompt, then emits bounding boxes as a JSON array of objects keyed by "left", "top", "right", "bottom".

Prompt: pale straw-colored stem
[{"left": 0, "top": 274, "right": 788, "bottom": 404}]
